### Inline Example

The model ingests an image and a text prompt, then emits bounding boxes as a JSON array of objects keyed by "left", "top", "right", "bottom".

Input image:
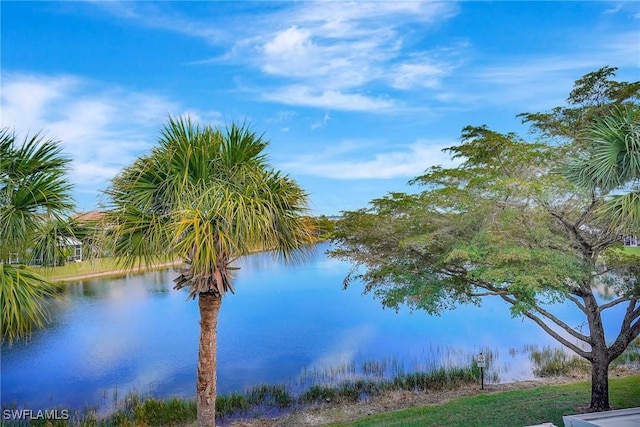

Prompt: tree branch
[
  {"left": 628, "top": 302, "right": 640, "bottom": 329},
  {"left": 608, "top": 303, "right": 640, "bottom": 362},
  {"left": 531, "top": 302, "right": 591, "bottom": 344},
  {"left": 592, "top": 266, "right": 618, "bottom": 277},
  {"left": 593, "top": 231, "right": 622, "bottom": 254},
  {"left": 597, "top": 296, "right": 632, "bottom": 313},
  {"left": 499, "top": 294, "right": 591, "bottom": 359},
  {"left": 566, "top": 294, "right": 587, "bottom": 313},
  {"left": 546, "top": 206, "right": 593, "bottom": 254},
  {"left": 474, "top": 279, "right": 591, "bottom": 346},
  {"left": 574, "top": 197, "right": 599, "bottom": 228}
]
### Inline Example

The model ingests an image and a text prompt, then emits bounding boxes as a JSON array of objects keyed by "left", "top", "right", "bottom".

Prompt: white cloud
[
  {"left": 471, "top": 34, "right": 640, "bottom": 109},
  {"left": 248, "top": 2, "right": 461, "bottom": 98},
  {"left": 91, "top": 1, "right": 226, "bottom": 45},
  {"left": 257, "top": 25, "right": 396, "bottom": 90},
  {"left": 98, "top": 2, "right": 462, "bottom": 110},
  {"left": 263, "top": 26, "right": 313, "bottom": 61},
  {"left": 311, "top": 112, "right": 330, "bottom": 130},
  {"left": 604, "top": 31, "right": 640, "bottom": 67},
  {"left": 282, "top": 139, "right": 459, "bottom": 180},
  {"left": 0, "top": 74, "right": 80, "bottom": 129},
  {"left": 84, "top": 1, "right": 639, "bottom": 117},
  {"left": 263, "top": 85, "right": 396, "bottom": 112},
  {"left": 269, "top": 3, "right": 456, "bottom": 78},
  {"left": 0, "top": 72, "right": 220, "bottom": 207},
  {"left": 179, "top": 109, "right": 224, "bottom": 127},
  {"left": 73, "top": 163, "right": 122, "bottom": 184},
  {"left": 390, "top": 62, "right": 448, "bottom": 90},
  {"left": 604, "top": 3, "right": 624, "bottom": 15}
]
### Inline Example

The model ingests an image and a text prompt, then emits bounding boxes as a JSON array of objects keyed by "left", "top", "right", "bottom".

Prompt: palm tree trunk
[{"left": 196, "top": 292, "right": 222, "bottom": 427}]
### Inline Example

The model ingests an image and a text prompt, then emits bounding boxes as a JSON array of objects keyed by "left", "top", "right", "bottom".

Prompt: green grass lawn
[
  {"left": 331, "top": 375, "right": 640, "bottom": 427},
  {"left": 622, "top": 246, "right": 640, "bottom": 255},
  {"left": 35, "top": 257, "right": 178, "bottom": 281}
]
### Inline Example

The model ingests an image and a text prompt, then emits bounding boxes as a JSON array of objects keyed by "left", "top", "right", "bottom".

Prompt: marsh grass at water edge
[
  {"left": 0, "top": 361, "right": 488, "bottom": 426},
  {"left": 3, "top": 374, "right": 639, "bottom": 427}
]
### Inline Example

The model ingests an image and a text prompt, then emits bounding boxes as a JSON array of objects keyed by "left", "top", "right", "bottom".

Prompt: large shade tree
[
  {"left": 105, "top": 117, "right": 314, "bottom": 426},
  {"left": 330, "top": 69, "right": 639, "bottom": 412},
  {"left": 0, "top": 128, "right": 74, "bottom": 343}
]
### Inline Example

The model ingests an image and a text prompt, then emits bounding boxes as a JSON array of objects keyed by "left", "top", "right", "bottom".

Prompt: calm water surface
[{"left": 0, "top": 243, "right": 626, "bottom": 410}]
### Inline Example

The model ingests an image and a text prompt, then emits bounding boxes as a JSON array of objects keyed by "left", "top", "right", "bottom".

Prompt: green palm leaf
[
  {"left": 1, "top": 128, "right": 73, "bottom": 343},
  {"left": 105, "top": 116, "right": 315, "bottom": 286},
  {"left": 565, "top": 107, "right": 640, "bottom": 230},
  {"left": 0, "top": 264, "right": 60, "bottom": 344}
]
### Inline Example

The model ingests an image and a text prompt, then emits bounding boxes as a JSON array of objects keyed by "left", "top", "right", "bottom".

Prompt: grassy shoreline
[
  {"left": 38, "top": 258, "right": 183, "bottom": 283},
  {"left": 3, "top": 374, "right": 637, "bottom": 426},
  {"left": 38, "top": 241, "right": 326, "bottom": 283}
]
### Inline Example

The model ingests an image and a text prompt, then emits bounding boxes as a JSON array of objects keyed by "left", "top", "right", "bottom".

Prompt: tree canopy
[{"left": 330, "top": 67, "right": 640, "bottom": 411}]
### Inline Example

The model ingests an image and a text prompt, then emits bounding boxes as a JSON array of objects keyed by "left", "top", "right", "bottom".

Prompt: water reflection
[{"left": 0, "top": 243, "right": 630, "bottom": 411}]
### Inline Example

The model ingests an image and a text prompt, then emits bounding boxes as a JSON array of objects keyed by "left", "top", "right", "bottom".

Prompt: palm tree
[
  {"left": 566, "top": 106, "right": 640, "bottom": 231},
  {"left": 0, "top": 128, "right": 74, "bottom": 344},
  {"left": 32, "top": 216, "right": 79, "bottom": 266},
  {"left": 105, "top": 117, "right": 314, "bottom": 426}
]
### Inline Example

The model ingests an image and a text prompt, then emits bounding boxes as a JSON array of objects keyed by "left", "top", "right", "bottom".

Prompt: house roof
[{"left": 73, "top": 211, "right": 106, "bottom": 222}]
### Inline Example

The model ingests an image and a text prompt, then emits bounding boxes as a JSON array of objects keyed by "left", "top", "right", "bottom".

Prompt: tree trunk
[
  {"left": 197, "top": 292, "right": 222, "bottom": 427},
  {"left": 582, "top": 290, "right": 612, "bottom": 413},
  {"left": 589, "top": 352, "right": 611, "bottom": 412}
]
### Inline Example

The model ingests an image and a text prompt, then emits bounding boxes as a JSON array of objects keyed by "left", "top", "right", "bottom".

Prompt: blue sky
[{"left": 2, "top": 1, "right": 639, "bottom": 215}]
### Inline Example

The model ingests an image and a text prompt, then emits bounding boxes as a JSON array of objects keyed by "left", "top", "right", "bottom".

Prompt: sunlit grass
[
  {"left": 34, "top": 257, "right": 180, "bottom": 281},
  {"left": 621, "top": 246, "right": 640, "bottom": 255},
  {"left": 332, "top": 375, "right": 640, "bottom": 427}
]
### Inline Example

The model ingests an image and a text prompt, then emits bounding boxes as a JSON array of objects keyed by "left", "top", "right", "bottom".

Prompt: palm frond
[
  {"left": 564, "top": 107, "right": 640, "bottom": 230},
  {"left": 0, "top": 128, "right": 72, "bottom": 343},
  {"left": 565, "top": 106, "right": 640, "bottom": 192},
  {"left": 31, "top": 215, "right": 77, "bottom": 267},
  {"left": 599, "top": 191, "right": 640, "bottom": 231},
  {"left": 0, "top": 263, "right": 60, "bottom": 344},
  {"left": 0, "top": 128, "right": 74, "bottom": 254},
  {"left": 105, "top": 116, "right": 314, "bottom": 299}
]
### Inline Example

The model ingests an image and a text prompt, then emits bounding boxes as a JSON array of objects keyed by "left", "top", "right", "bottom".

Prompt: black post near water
[{"left": 477, "top": 352, "right": 486, "bottom": 390}]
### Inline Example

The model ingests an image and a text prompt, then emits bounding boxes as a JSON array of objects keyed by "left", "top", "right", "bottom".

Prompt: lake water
[{"left": 0, "top": 243, "right": 628, "bottom": 411}]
